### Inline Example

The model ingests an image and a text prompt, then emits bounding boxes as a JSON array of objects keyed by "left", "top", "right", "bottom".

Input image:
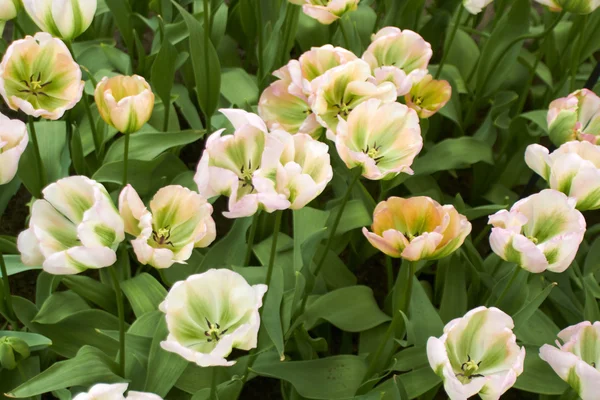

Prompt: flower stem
[
  {"left": 0, "top": 252, "right": 17, "bottom": 326},
  {"left": 263, "top": 211, "right": 283, "bottom": 303},
  {"left": 209, "top": 367, "right": 218, "bottom": 400},
  {"left": 255, "top": 0, "right": 265, "bottom": 90},
  {"left": 385, "top": 257, "right": 394, "bottom": 293},
  {"left": 244, "top": 212, "right": 261, "bottom": 266},
  {"left": 569, "top": 14, "right": 588, "bottom": 92},
  {"left": 108, "top": 266, "right": 126, "bottom": 377},
  {"left": 28, "top": 116, "right": 46, "bottom": 196},
  {"left": 435, "top": 5, "right": 464, "bottom": 79},
  {"left": 363, "top": 260, "right": 416, "bottom": 381},
  {"left": 122, "top": 133, "right": 130, "bottom": 188},
  {"left": 203, "top": 0, "right": 213, "bottom": 133},
  {"left": 494, "top": 266, "right": 521, "bottom": 307}
]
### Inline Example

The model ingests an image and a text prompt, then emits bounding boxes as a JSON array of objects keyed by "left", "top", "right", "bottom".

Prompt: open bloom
[
  {"left": 335, "top": 99, "right": 422, "bottom": 180},
  {"left": 73, "top": 383, "right": 162, "bottom": 400},
  {"left": 427, "top": 307, "right": 526, "bottom": 400},
  {"left": 95, "top": 75, "right": 155, "bottom": 134},
  {"left": 540, "top": 322, "right": 600, "bottom": 399},
  {"left": 463, "top": 0, "right": 494, "bottom": 14},
  {"left": 309, "top": 59, "right": 397, "bottom": 139},
  {"left": 405, "top": 74, "right": 452, "bottom": 119},
  {"left": 119, "top": 185, "right": 216, "bottom": 269},
  {"left": 534, "top": 0, "right": 600, "bottom": 14},
  {"left": 24, "top": 0, "right": 97, "bottom": 40},
  {"left": 289, "top": 0, "right": 359, "bottom": 25},
  {"left": 259, "top": 45, "right": 356, "bottom": 139},
  {"left": 195, "top": 109, "right": 290, "bottom": 218},
  {"left": 0, "top": 113, "right": 28, "bottom": 185},
  {"left": 362, "top": 27, "right": 432, "bottom": 95},
  {"left": 525, "top": 141, "right": 600, "bottom": 211},
  {"left": 363, "top": 196, "right": 471, "bottom": 261},
  {"left": 488, "top": 189, "right": 585, "bottom": 273},
  {"left": 0, "top": 32, "right": 84, "bottom": 120},
  {"left": 17, "top": 176, "right": 124, "bottom": 275},
  {"left": 547, "top": 89, "right": 600, "bottom": 146},
  {"left": 254, "top": 131, "right": 333, "bottom": 210},
  {"left": 160, "top": 269, "right": 268, "bottom": 367}
]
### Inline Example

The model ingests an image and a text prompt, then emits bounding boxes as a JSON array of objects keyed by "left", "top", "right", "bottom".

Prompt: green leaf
[
  {"left": 397, "top": 367, "right": 442, "bottom": 399},
  {"left": 439, "top": 255, "right": 467, "bottom": 323},
  {"left": 0, "top": 255, "right": 42, "bottom": 277},
  {"left": 514, "top": 346, "right": 569, "bottom": 395},
  {"left": 520, "top": 110, "right": 548, "bottom": 134},
  {"left": 151, "top": 38, "right": 179, "bottom": 118},
  {"left": 62, "top": 275, "right": 117, "bottom": 314},
  {"left": 33, "top": 291, "right": 89, "bottom": 324},
  {"left": 7, "top": 346, "right": 122, "bottom": 398},
  {"left": 104, "top": 0, "right": 135, "bottom": 57},
  {"left": 198, "top": 217, "right": 252, "bottom": 272},
  {"left": 304, "top": 286, "right": 390, "bottom": 332},
  {"left": 407, "top": 278, "right": 444, "bottom": 346},
  {"left": 252, "top": 355, "right": 367, "bottom": 399},
  {"left": 262, "top": 263, "right": 285, "bottom": 360},
  {"left": 0, "top": 331, "right": 51, "bottom": 352},
  {"left": 329, "top": 200, "right": 372, "bottom": 237},
  {"left": 513, "top": 282, "right": 557, "bottom": 332},
  {"left": 414, "top": 137, "right": 494, "bottom": 176},
  {"left": 389, "top": 346, "right": 428, "bottom": 372},
  {"left": 121, "top": 273, "right": 167, "bottom": 319},
  {"left": 220, "top": 68, "right": 259, "bottom": 106},
  {"left": 584, "top": 237, "right": 600, "bottom": 276}
]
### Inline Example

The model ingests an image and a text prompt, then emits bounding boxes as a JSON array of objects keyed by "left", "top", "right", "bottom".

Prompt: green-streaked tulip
[
  {"left": 24, "top": 0, "right": 97, "bottom": 40},
  {"left": 160, "top": 269, "right": 268, "bottom": 367},
  {"left": 0, "top": 112, "right": 28, "bottom": 185},
  {"left": 405, "top": 73, "right": 452, "bottom": 119},
  {"left": 290, "top": 0, "right": 359, "bottom": 25},
  {"left": 535, "top": 0, "right": 599, "bottom": 14},
  {"left": 548, "top": 89, "right": 600, "bottom": 146},
  {"left": 0, "top": 32, "right": 84, "bottom": 120}
]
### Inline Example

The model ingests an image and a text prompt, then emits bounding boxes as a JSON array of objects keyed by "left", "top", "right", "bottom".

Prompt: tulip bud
[
  {"left": 427, "top": 307, "right": 526, "bottom": 400},
  {"left": 405, "top": 74, "right": 452, "bottom": 119},
  {"left": 160, "top": 269, "right": 268, "bottom": 367},
  {"left": 0, "top": 112, "right": 28, "bottom": 185},
  {"left": 23, "top": 0, "right": 97, "bottom": 40},
  {"left": 0, "top": 32, "right": 84, "bottom": 120},
  {"left": 94, "top": 75, "right": 155, "bottom": 134},
  {"left": 534, "top": 0, "right": 600, "bottom": 14},
  {"left": 363, "top": 196, "right": 471, "bottom": 260},
  {"left": 291, "top": 0, "right": 359, "bottom": 25},
  {"left": 540, "top": 322, "right": 600, "bottom": 399},
  {"left": 547, "top": 89, "right": 600, "bottom": 146},
  {"left": 17, "top": 176, "right": 125, "bottom": 275},
  {"left": 463, "top": 0, "right": 494, "bottom": 14},
  {"left": 0, "top": 336, "right": 30, "bottom": 370},
  {"left": 0, "top": 0, "right": 20, "bottom": 22}
]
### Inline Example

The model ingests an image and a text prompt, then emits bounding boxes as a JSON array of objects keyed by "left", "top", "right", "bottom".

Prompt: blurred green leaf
[
  {"left": 0, "top": 331, "right": 51, "bottom": 352},
  {"left": 121, "top": 273, "right": 167, "bottom": 318}
]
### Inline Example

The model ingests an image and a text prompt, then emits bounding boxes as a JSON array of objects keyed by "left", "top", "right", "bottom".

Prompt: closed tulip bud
[
  {"left": 0, "top": 32, "right": 84, "bottom": 120},
  {"left": 535, "top": 0, "right": 600, "bottom": 14},
  {"left": 335, "top": 99, "right": 423, "bottom": 180},
  {"left": 405, "top": 74, "right": 452, "bottom": 119},
  {"left": 463, "top": 0, "right": 494, "bottom": 14},
  {"left": 548, "top": 89, "right": 600, "bottom": 146},
  {"left": 363, "top": 196, "right": 471, "bottom": 261},
  {"left": 290, "top": 0, "right": 359, "bottom": 25},
  {"left": 526, "top": 141, "right": 600, "bottom": 211},
  {"left": 0, "top": 336, "right": 30, "bottom": 370},
  {"left": 0, "top": 113, "right": 28, "bottom": 185},
  {"left": 427, "top": 307, "right": 526, "bottom": 400},
  {"left": 17, "top": 176, "right": 125, "bottom": 275},
  {"left": 160, "top": 269, "right": 268, "bottom": 367},
  {"left": 540, "top": 322, "right": 600, "bottom": 399},
  {"left": 488, "top": 189, "right": 586, "bottom": 274},
  {"left": 119, "top": 185, "right": 216, "bottom": 270},
  {"left": 0, "top": 0, "right": 20, "bottom": 22},
  {"left": 73, "top": 384, "right": 162, "bottom": 400},
  {"left": 95, "top": 75, "right": 155, "bottom": 134},
  {"left": 24, "top": 0, "right": 97, "bottom": 40}
]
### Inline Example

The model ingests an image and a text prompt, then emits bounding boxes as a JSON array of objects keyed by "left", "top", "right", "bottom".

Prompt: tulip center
[
  {"left": 204, "top": 318, "right": 228, "bottom": 343},
  {"left": 363, "top": 142, "right": 384, "bottom": 164},
  {"left": 152, "top": 226, "right": 174, "bottom": 247},
  {"left": 527, "top": 235, "right": 538, "bottom": 244},
  {"left": 239, "top": 160, "right": 256, "bottom": 192},
  {"left": 414, "top": 96, "right": 424, "bottom": 106},
  {"left": 456, "top": 355, "right": 484, "bottom": 383},
  {"left": 19, "top": 73, "right": 52, "bottom": 97}
]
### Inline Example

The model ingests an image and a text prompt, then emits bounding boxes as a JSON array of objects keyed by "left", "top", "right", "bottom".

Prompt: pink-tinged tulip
[
  {"left": 526, "top": 141, "right": 600, "bottom": 211},
  {"left": 17, "top": 176, "right": 125, "bottom": 275},
  {"left": 0, "top": 113, "right": 28, "bottom": 185},
  {"left": 540, "top": 322, "right": 600, "bottom": 399},
  {"left": 405, "top": 73, "right": 452, "bottom": 119},
  {"left": 335, "top": 99, "right": 422, "bottom": 180},
  {"left": 24, "top": 0, "right": 97, "bottom": 40},
  {"left": 194, "top": 109, "right": 290, "bottom": 218},
  {"left": 427, "top": 307, "right": 526, "bottom": 400},
  {"left": 488, "top": 189, "right": 585, "bottom": 273},
  {"left": 534, "top": 0, "right": 600, "bottom": 14},
  {"left": 310, "top": 59, "right": 397, "bottom": 139},
  {"left": 290, "top": 0, "right": 359, "bottom": 25},
  {"left": 463, "top": 0, "right": 494, "bottom": 14},
  {"left": 95, "top": 75, "right": 155, "bottom": 134},
  {"left": 254, "top": 131, "right": 333, "bottom": 210},
  {"left": 547, "top": 89, "right": 600, "bottom": 146},
  {"left": 119, "top": 185, "right": 216, "bottom": 270},
  {"left": 363, "top": 196, "right": 471, "bottom": 261},
  {"left": 0, "top": 32, "right": 84, "bottom": 120}
]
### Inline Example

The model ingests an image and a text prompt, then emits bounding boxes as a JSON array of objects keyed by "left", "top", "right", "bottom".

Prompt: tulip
[
  {"left": 0, "top": 112, "right": 28, "bottom": 185},
  {"left": 23, "top": 0, "right": 97, "bottom": 40},
  {"left": 254, "top": 131, "right": 333, "bottom": 210},
  {"left": 539, "top": 321, "right": 600, "bottom": 399},
  {"left": 17, "top": 176, "right": 125, "bottom": 275},
  {"left": 463, "top": 0, "right": 494, "bottom": 14},
  {"left": 526, "top": 141, "right": 600, "bottom": 211},
  {"left": 310, "top": 59, "right": 397, "bottom": 139},
  {"left": 0, "top": 336, "right": 29, "bottom": 370},
  {"left": 73, "top": 383, "right": 163, "bottom": 400},
  {"left": 335, "top": 98, "right": 423, "bottom": 180},
  {"left": 488, "top": 189, "right": 586, "bottom": 273},
  {"left": 547, "top": 89, "right": 600, "bottom": 146},
  {"left": 0, "top": 0, "right": 20, "bottom": 22},
  {"left": 289, "top": 0, "right": 359, "bottom": 25},
  {"left": 119, "top": 185, "right": 216, "bottom": 270},
  {"left": 159, "top": 268, "right": 268, "bottom": 367},
  {"left": 363, "top": 196, "right": 471, "bottom": 261},
  {"left": 194, "top": 109, "right": 291, "bottom": 218},
  {"left": 534, "top": 0, "right": 600, "bottom": 14},
  {"left": 427, "top": 307, "right": 526, "bottom": 400},
  {"left": 0, "top": 32, "right": 84, "bottom": 120},
  {"left": 405, "top": 73, "right": 452, "bottom": 119},
  {"left": 95, "top": 75, "right": 155, "bottom": 134}
]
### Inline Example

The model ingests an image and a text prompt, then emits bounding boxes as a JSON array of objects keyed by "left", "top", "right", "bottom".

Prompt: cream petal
[
  {"left": 220, "top": 108, "right": 267, "bottom": 133},
  {"left": 118, "top": 184, "right": 149, "bottom": 237},
  {"left": 43, "top": 246, "right": 116, "bottom": 275},
  {"left": 362, "top": 228, "right": 405, "bottom": 258},
  {"left": 126, "top": 391, "right": 163, "bottom": 400},
  {"left": 401, "top": 231, "right": 443, "bottom": 261},
  {"left": 524, "top": 144, "right": 552, "bottom": 181},
  {"left": 73, "top": 383, "right": 128, "bottom": 400},
  {"left": 17, "top": 228, "right": 44, "bottom": 266},
  {"left": 302, "top": 4, "right": 339, "bottom": 24}
]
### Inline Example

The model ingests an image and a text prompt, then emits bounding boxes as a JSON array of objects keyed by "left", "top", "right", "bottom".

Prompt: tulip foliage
[{"left": 1, "top": 0, "right": 600, "bottom": 399}]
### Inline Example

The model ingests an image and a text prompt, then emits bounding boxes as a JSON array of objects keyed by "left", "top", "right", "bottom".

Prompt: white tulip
[
  {"left": 0, "top": 0, "right": 20, "bottom": 21},
  {"left": 73, "top": 383, "right": 163, "bottom": 400},
  {"left": 23, "top": 0, "right": 97, "bottom": 40},
  {"left": 0, "top": 112, "right": 28, "bottom": 185}
]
